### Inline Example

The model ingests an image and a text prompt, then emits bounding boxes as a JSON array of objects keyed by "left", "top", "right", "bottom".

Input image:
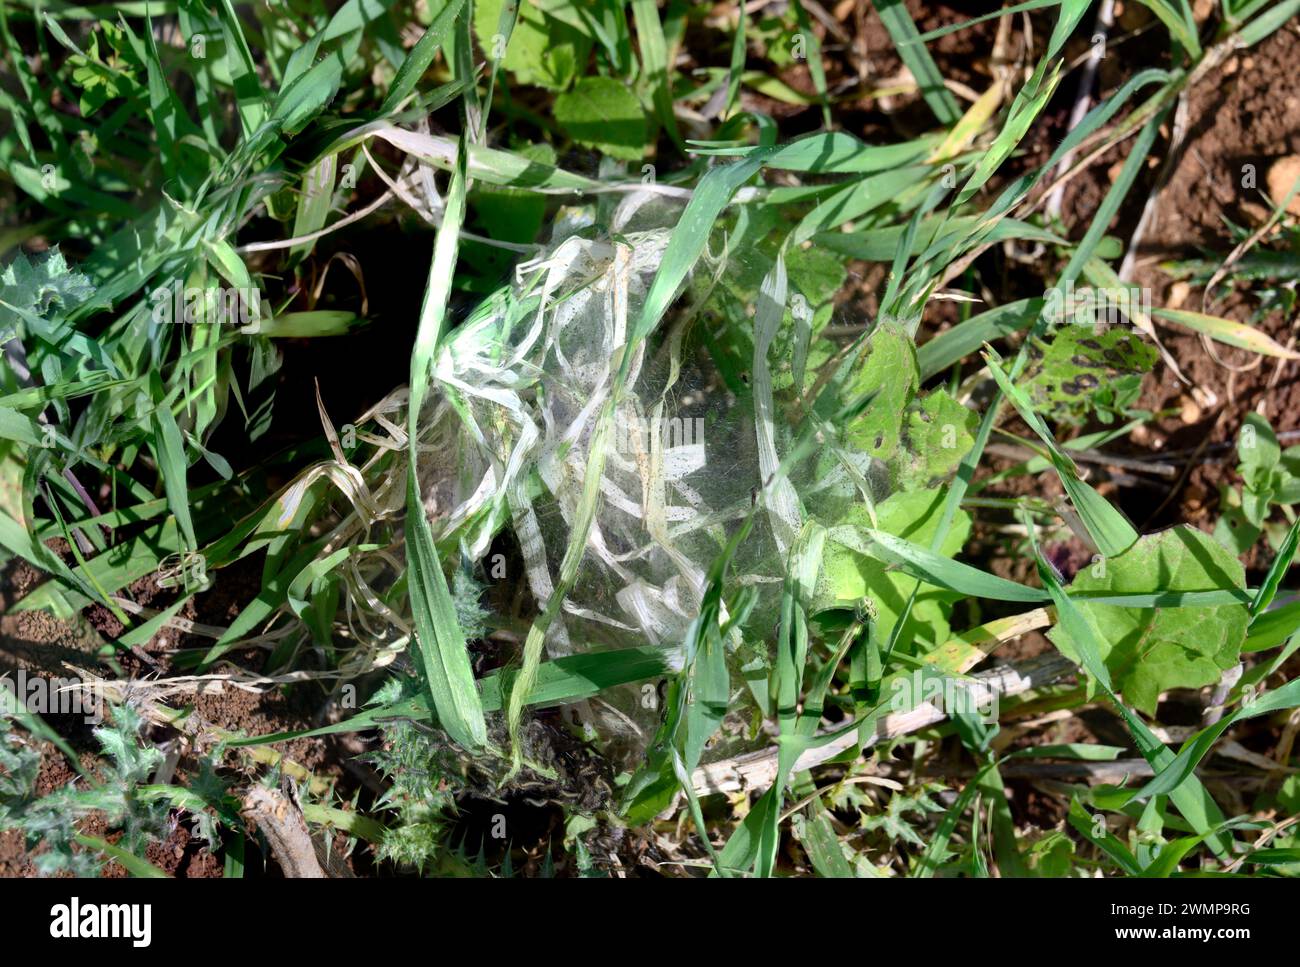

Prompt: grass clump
[{"left": 2, "top": 0, "right": 1300, "bottom": 879}]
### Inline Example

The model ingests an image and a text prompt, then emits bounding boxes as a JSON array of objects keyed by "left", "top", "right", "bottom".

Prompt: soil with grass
[
  {"left": 5, "top": 2, "right": 1300, "bottom": 879},
  {"left": 1131, "top": 27, "right": 1300, "bottom": 545}
]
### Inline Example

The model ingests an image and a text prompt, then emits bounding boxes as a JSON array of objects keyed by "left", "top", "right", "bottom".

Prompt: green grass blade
[
  {"left": 1251, "top": 517, "right": 1300, "bottom": 620},
  {"left": 379, "top": 0, "right": 466, "bottom": 115},
  {"left": 405, "top": 134, "right": 487, "bottom": 752},
  {"left": 1026, "top": 519, "right": 1233, "bottom": 858},
  {"left": 1131, "top": 677, "right": 1300, "bottom": 802},
  {"left": 149, "top": 377, "right": 196, "bottom": 551},
  {"left": 631, "top": 0, "right": 683, "bottom": 149},
  {"left": 917, "top": 298, "right": 1042, "bottom": 379},
  {"left": 849, "top": 527, "right": 1049, "bottom": 603},
  {"left": 984, "top": 351, "right": 1138, "bottom": 557},
  {"left": 873, "top": 0, "right": 961, "bottom": 125}
]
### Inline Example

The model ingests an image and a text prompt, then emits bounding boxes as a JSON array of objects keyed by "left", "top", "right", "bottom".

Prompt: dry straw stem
[{"left": 692, "top": 652, "right": 1072, "bottom": 798}]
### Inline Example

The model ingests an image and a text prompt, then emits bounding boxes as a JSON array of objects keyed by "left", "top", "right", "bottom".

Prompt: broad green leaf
[
  {"left": 1030, "top": 528, "right": 1233, "bottom": 858},
  {"left": 844, "top": 324, "right": 917, "bottom": 462},
  {"left": 817, "top": 490, "right": 973, "bottom": 650},
  {"left": 1239, "top": 411, "right": 1280, "bottom": 492},
  {"left": 841, "top": 325, "right": 976, "bottom": 488},
  {"left": 1049, "top": 527, "right": 1250, "bottom": 716},
  {"left": 894, "top": 389, "right": 977, "bottom": 489},
  {"left": 553, "top": 76, "right": 647, "bottom": 161},
  {"left": 475, "top": 0, "right": 589, "bottom": 91}
]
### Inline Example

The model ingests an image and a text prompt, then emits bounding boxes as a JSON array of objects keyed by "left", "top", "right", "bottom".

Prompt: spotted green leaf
[{"left": 1023, "top": 324, "right": 1156, "bottom": 424}]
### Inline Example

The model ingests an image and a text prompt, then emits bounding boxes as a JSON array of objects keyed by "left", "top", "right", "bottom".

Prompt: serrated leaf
[
  {"left": 843, "top": 326, "right": 974, "bottom": 488},
  {"left": 0, "top": 247, "right": 94, "bottom": 337},
  {"left": 894, "top": 389, "right": 977, "bottom": 489}
]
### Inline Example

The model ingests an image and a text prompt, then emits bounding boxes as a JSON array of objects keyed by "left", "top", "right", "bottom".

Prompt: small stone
[
  {"left": 1240, "top": 200, "right": 1271, "bottom": 224},
  {"left": 1167, "top": 281, "right": 1190, "bottom": 310},
  {"left": 1266, "top": 156, "right": 1300, "bottom": 215},
  {"left": 1179, "top": 394, "right": 1201, "bottom": 424}
]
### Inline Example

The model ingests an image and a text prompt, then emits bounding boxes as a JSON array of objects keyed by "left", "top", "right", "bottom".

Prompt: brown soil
[
  {"left": 1130, "top": 27, "right": 1300, "bottom": 552},
  {"left": 0, "top": 732, "right": 224, "bottom": 877},
  {"left": 0, "top": 545, "right": 346, "bottom": 876},
  {"left": 941, "top": 24, "right": 1300, "bottom": 600}
]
